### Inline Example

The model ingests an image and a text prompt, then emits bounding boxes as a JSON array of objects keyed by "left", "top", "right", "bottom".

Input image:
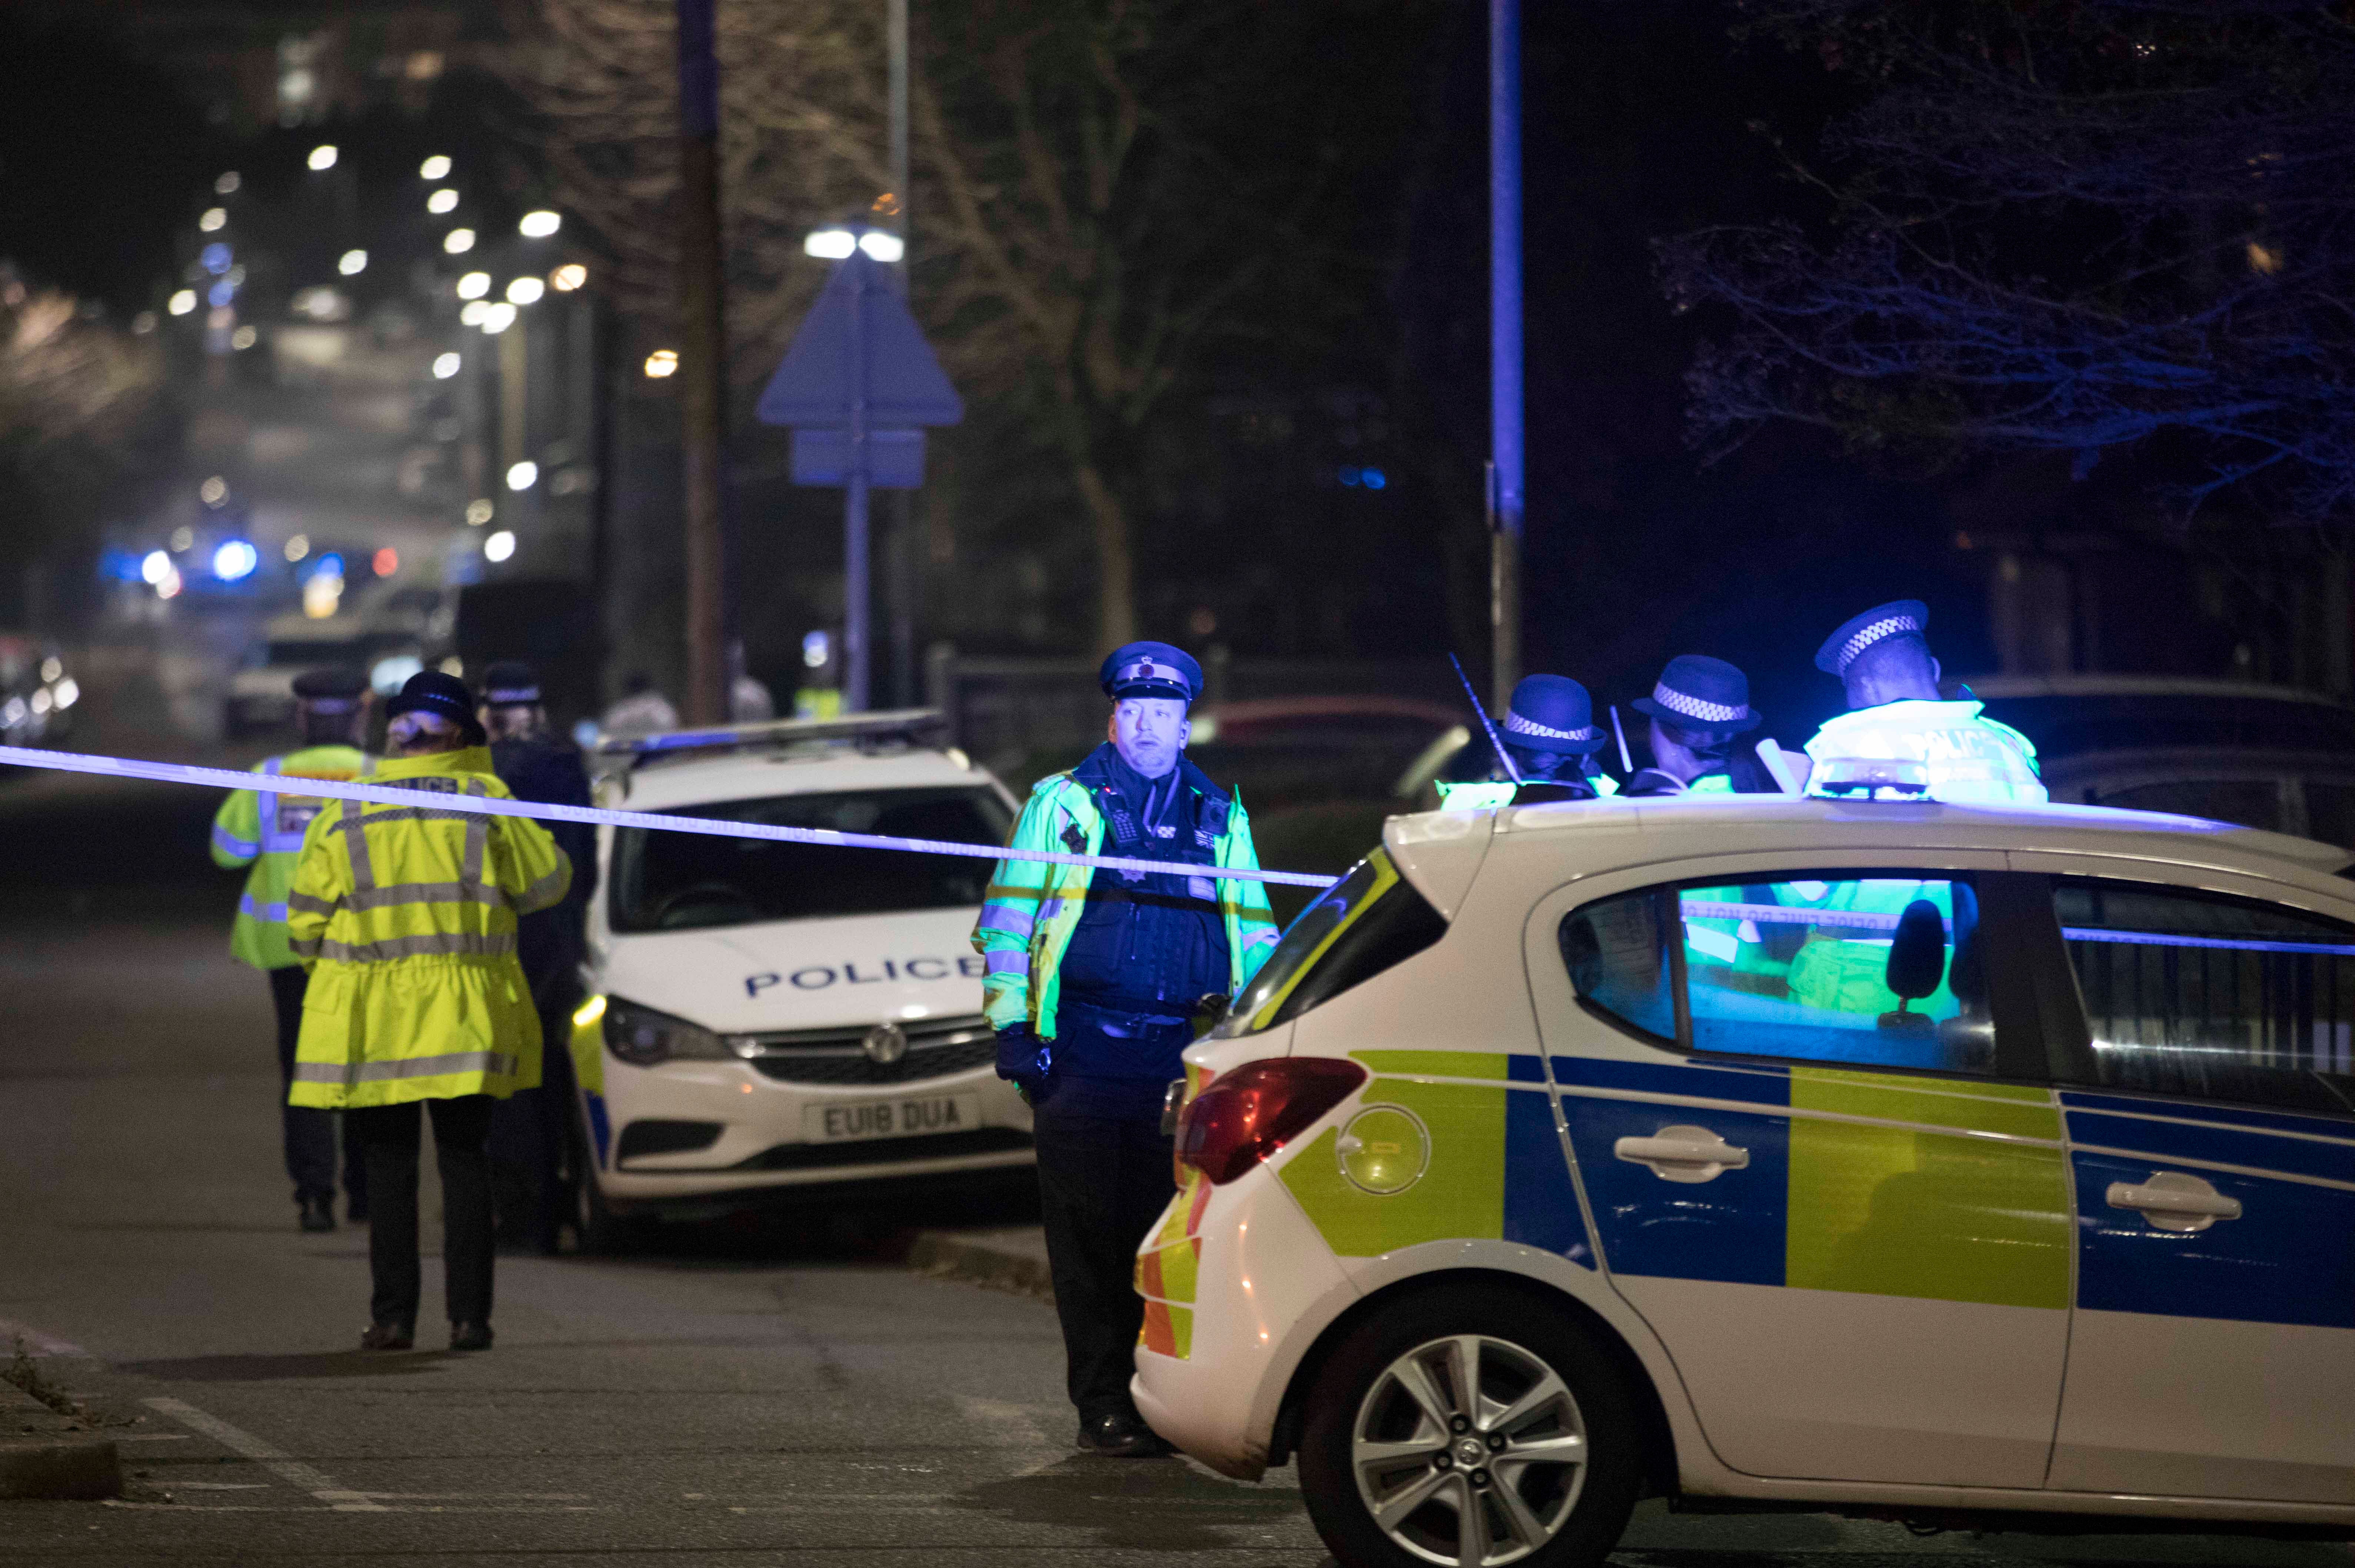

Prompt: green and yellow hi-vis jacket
[
  {"left": 972, "top": 765, "right": 1280, "bottom": 1040},
  {"left": 210, "top": 745, "right": 374, "bottom": 971},
  {"left": 285, "top": 746, "right": 571, "bottom": 1109}
]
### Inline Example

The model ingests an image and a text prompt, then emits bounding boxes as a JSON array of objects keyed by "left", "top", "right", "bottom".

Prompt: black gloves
[{"left": 994, "top": 1023, "right": 1048, "bottom": 1101}]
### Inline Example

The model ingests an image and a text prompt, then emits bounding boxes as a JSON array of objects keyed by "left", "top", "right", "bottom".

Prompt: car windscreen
[{"left": 608, "top": 785, "right": 1015, "bottom": 933}]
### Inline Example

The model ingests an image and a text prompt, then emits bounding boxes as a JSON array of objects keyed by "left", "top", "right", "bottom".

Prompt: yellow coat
[{"left": 285, "top": 746, "right": 571, "bottom": 1109}]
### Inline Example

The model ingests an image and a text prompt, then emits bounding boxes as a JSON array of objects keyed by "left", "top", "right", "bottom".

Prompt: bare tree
[
  {"left": 1658, "top": 1, "right": 2355, "bottom": 524},
  {"left": 500, "top": 0, "right": 1359, "bottom": 652}
]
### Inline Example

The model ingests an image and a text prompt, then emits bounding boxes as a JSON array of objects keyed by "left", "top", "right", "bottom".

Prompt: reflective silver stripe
[
  {"left": 516, "top": 864, "right": 567, "bottom": 913},
  {"left": 286, "top": 891, "right": 339, "bottom": 917},
  {"left": 313, "top": 931, "right": 517, "bottom": 964},
  {"left": 340, "top": 805, "right": 374, "bottom": 893},
  {"left": 238, "top": 894, "right": 289, "bottom": 922},
  {"left": 212, "top": 824, "right": 259, "bottom": 857},
  {"left": 350, "top": 806, "right": 489, "bottom": 827},
  {"left": 460, "top": 779, "right": 488, "bottom": 891},
  {"left": 288, "top": 936, "right": 323, "bottom": 959},
  {"left": 977, "top": 904, "right": 1035, "bottom": 938},
  {"left": 983, "top": 949, "right": 1028, "bottom": 976},
  {"left": 338, "top": 881, "right": 509, "bottom": 913},
  {"left": 290, "top": 1050, "right": 516, "bottom": 1085}
]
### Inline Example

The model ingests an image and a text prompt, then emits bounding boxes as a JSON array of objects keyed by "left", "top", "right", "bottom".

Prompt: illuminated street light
[
  {"left": 307, "top": 144, "right": 339, "bottom": 172},
  {"left": 230, "top": 325, "right": 259, "bottom": 351},
  {"left": 483, "top": 530, "right": 516, "bottom": 563},
  {"left": 168, "top": 290, "right": 197, "bottom": 317},
  {"left": 550, "top": 263, "right": 588, "bottom": 291},
  {"left": 804, "top": 228, "right": 856, "bottom": 260},
  {"left": 285, "top": 534, "right": 310, "bottom": 562},
  {"left": 199, "top": 207, "right": 227, "bottom": 233},
  {"left": 506, "top": 276, "right": 544, "bottom": 306},
  {"left": 455, "top": 271, "right": 491, "bottom": 300},
  {"left": 432, "top": 352, "right": 461, "bottom": 379},
  {"left": 465, "top": 499, "right": 494, "bottom": 526},
  {"left": 212, "top": 540, "right": 259, "bottom": 582},
  {"left": 643, "top": 348, "right": 679, "bottom": 378},
  {"left": 337, "top": 249, "right": 367, "bottom": 276},
  {"left": 444, "top": 227, "right": 476, "bottom": 255},
  {"left": 420, "top": 154, "right": 452, "bottom": 181},
  {"left": 506, "top": 460, "right": 538, "bottom": 491},
  {"left": 459, "top": 300, "right": 490, "bottom": 327},
  {"left": 214, "top": 171, "right": 240, "bottom": 195},
  {"left": 857, "top": 231, "right": 905, "bottom": 263},
  {"left": 518, "top": 210, "right": 561, "bottom": 238},
  {"left": 479, "top": 301, "right": 517, "bottom": 334},
  {"left": 427, "top": 189, "right": 457, "bottom": 215},
  {"left": 199, "top": 476, "right": 228, "bottom": 506}
]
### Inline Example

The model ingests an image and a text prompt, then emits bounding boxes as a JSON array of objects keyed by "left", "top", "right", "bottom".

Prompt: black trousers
[
  {"left": 1033, "top": 1097, "right": 1177, "bottom": 1421},
  {"left": 266, "top": 966, "right": 367, "bottom": 1210},
  {"left": 346, "top": 1095, "right": 497, "bottom": 1328},
  {"left": 489, "top": 1000, "right": 579, "bottom": 1251}
]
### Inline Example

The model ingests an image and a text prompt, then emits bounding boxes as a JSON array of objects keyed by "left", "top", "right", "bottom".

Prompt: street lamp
[
  {"left": 337, "top": 249, "right": 367, "bottom": 276},
  {"left": 505, "top": 276, "right": 545, "bottom": 306},
  {"left": 550, "top": 263, "right": 588, "bottom": 291},
  {"left": 479, "top": 302, "right": 517, "bottom": 334},
  {"left": 420, "top": 154, "right": 452, "bottom": 180},
  {"left": 427, "top": 189, "right": 458, "bottom": 215},
  {"left": 459, "top": 300, "right": 490, "bottom": 327},
  {"left": 643, "top": 348, "right": 679, "bottom": 378},
  {"left": 803, "top": 226, "right": 902, "bottom": 263},
  {"left": 214, "top": 171, "right": 240, "bottom": 195},
  {"left": 506, "top": 461, "right": 538, "bottom": 491},
  {"left": 432, "top": 352, "right": 461, "bottom": 379},
  {"left": 444, "top": 228, "right": 476, "bottom": 255},
  {"left": 199, "top": 207, "right": 227, "bottom": 232},
  {"left": 455, "top": 271, "right": 490, "bottom": 300},
  {"left": 307, "top": 144, "right": 338, "bottom": 172},
  {"left": 167, "top": 290, "right": 196, "bottom": 317},
  {"left": 518, "top": 210, "right": 561, "bottom": 238},
  {"left": 483, "top": 530, "right": 516, "bottom": 563}
]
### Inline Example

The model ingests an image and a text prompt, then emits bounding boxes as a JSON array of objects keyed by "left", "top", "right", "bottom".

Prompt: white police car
[
  {"left": 1138, "top": 792, "right": 2355, "bottom": 1565},
  {"left": 566, "top": 712, "right": 1031, "bottom": 1243}
]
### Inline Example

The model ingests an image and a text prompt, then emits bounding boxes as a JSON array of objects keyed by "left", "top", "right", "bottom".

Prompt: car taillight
[{"left": 1175, "top": 1058, "right": 1368, "bottom": 1185}]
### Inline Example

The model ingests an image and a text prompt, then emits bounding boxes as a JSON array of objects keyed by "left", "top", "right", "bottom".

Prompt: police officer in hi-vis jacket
[{"left": 973, "top": 641, "right": 1279, "bottom": 1456}]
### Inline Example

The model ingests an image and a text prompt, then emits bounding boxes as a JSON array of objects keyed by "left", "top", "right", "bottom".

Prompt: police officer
[
  {"left": 287, "top": 671, "right": 570, "bottom": 1352},
  {"left": 1623, "top": 655, "right": 1782, "bottom": 796},
  {"left": 974, "top": 641, "right": 1279, "bottom": 1457},
  {"left": 1436, "top": 674, "right": 1615, "bottom": 808},
  {"left": 210, "top": 666, "right": 375, "bottom": 1232},
  {"left": 476, "top": 662, "right": 597, "bottom": 1254},
  {"left": 1805, "top": 601, "right": 2045, "bottom": 804}
]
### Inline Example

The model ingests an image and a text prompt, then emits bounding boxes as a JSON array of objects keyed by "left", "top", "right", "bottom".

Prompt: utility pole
[
  {"left": 885, "top": 0, "right": 915, "bottom": 707},
  {"left": 1489, "top": 0, "right": 1524, "bottom": 713},
  {"left": 677, "top": 0, "right": 730, "bottom": 723}
]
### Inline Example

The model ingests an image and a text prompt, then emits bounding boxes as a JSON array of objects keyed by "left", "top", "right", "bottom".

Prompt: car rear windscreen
[{"left": 609, "top": 785, "right": 1015, "bottom": 933}]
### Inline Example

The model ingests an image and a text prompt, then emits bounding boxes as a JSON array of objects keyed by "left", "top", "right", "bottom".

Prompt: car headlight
[{"left": 603, "top": 997, "right": 731, "bottom": 1066}]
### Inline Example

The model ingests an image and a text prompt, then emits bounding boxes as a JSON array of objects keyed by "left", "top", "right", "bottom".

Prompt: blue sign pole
[
  {"left": 1490, "top": 0, "right": 1523, "bottom": 711},
  {"left": 846, "top": 247, "right": 872, "bottom": 711}
]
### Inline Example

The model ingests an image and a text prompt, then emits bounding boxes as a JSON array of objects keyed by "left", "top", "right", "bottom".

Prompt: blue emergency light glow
[
  {"left": 207, "top": 281, "right": 235, "bottom": 308},
  {"left": 312, "top": 553, "right": 344, "bottom": 579},
  {"left": 0, "top": 745, "right": 1341, "bottom": 890},
  {"left": 211, "top": 540, "right": 259, "bottom": 581},
  {"left": 201, "top": 243, "right": 232, "bottom": 275}
]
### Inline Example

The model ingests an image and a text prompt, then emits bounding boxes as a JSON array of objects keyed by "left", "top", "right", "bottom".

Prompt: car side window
[
  {"left": 1561, "top": 873, "right": 1998, "bottom": 1075},
  {"left": 2052, "top": 877, "right": 2355, "bottom": 1114}
]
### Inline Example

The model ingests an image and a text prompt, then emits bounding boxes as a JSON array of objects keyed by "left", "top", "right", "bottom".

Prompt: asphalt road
[{"left": 3, "top": 757, "right": 2352, "bottom": 1567}]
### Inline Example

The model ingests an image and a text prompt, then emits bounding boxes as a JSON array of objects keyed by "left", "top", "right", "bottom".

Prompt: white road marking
[
  {"left": 143, "top": 1396, "right": 387, "bottom": 1512},
  {"left": 0, "top": 1319, "right": 88, "bottom": 1357},
  {"left": 116, "top": 1433, "right": 194, "bottom": 1442},
  {"left": 179, "top": 1482, "right": 269, "bottom": 1491}
]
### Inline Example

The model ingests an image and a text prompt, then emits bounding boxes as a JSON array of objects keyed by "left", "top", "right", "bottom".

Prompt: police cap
[
  {"left": 291, "top": 665, "right": 369, "bottom": 714},
  {"left": 1099, "top": 641, "right": 1202, "bottom": 704},
  {"left": 385, "top": 670, "right": 478, "bottom": 731},
  {"left": 1500, "top": 674, "right": 1607, "bottom": 755},
  {"left": 478, "top": 660, "right": 542, "bottom": 708},
  {"left": 1815, "top": 600, "right": 1929, "bottom": 676}
]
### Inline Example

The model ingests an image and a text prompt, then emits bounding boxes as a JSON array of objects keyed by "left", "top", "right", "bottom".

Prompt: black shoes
[
  {"left": 1075, "top": 1410, "right": 1173, "bottom": 1458},
  {"left": 359, "top": 1321, "right": 414, "bottom": 1351},
  {"left": 448, "top": 1321, "right": 493, "bottom": 1352},
  {"left": 299, "top": 1196, "right": 336, "bottom": 1233}
]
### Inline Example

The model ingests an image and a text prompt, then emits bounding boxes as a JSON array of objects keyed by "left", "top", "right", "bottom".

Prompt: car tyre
[{"left": 1298, "top": 1284, "right": 1641, "bottom": 1568}]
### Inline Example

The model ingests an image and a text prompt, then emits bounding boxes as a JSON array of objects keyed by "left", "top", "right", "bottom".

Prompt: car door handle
[
  {"left": 1614, "top": 1125, "right": 1749, "bottom": 1184},
  {"left": 2106, "top": 1171, "right": 2242, "bottom": 1233}
]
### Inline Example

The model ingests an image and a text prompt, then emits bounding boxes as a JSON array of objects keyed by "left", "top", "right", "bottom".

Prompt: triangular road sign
[{"left": 755, "top": 250, "right": 964, "bottom": 428}]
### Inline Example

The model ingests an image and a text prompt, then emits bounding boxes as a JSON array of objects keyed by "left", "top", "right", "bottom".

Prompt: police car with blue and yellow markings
[
  {"left": 565, "top": 713, "right": 1033, "bottom": 1242},
  {"left": 1138, "top": 792, "right": 2355, "bottom": 1566}
]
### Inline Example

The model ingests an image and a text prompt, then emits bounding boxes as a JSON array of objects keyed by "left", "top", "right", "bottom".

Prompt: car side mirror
[{"left": 1879, "top": 899, "right": 1946, "bottom": 1032}]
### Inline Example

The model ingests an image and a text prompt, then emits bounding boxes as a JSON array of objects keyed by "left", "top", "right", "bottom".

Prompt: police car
[
  {"left": 1139, "top": 792, "right": 2355, "bottom": 1564},
  {"left": 567, "top": 712, "right": 1031, "bottom": 1243}
]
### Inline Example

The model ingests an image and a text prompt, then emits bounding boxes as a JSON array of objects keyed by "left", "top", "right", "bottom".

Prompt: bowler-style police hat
[
  {"left": 1099, "top": 641, "right": 1202, "bottom": 704},
  {"left": 1816, "top": 600, "right": 1929, "bottom": 676},
  {"left": 1632, "top": 654, "right": 1761, "bottom": 735},
  {"left": 478, "top": 660, "right": 542, "bottom": 708},
  {"left": 1500, "top": 674, "right": 1607, "bottom": 755},
  {"left": 386, "top": 670, "right": 478, "bottom": 729},
  {"left": 291, "top": 665, "right": 369, "bottom": 715}
]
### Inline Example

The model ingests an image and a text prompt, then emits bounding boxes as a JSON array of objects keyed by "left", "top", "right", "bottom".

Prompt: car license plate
[{"left": 805, "top": 1092, "right": 980, "bottom": 1144}]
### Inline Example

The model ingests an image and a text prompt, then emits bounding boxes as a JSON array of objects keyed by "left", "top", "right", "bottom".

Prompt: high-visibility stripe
[
  {"left": 977, "top": 904, "right": 1035, "bottom": 938},
  {"left": 984, "top": 949, "right": 1028, "bottom": 976},
  {"left": 212, "top": 824, "right": 260, "bottom": 857},
  {"left": 313, "top": 931, "right": 518, "bottom": 964},
  {"left": 340, "top": 806, "right": 376, "bottom": 893},
  {"left": 0, "top": 744, "right": 1339, "bottom": 888},
  {"left": 291, "top": 1050, "right": 517, "bottom": 1085},
  {"left": 336, "top": 881, "right": 507, "bottom": 913},
  {"left": 288, "top": 936, "right": 322, "bottom": 959},
  {"left": 516, "top": 864, "right": 568, "bottom": 913},
  {"left": 237, "top": 894, "right": 288, "bottom": 922},
  {"left": 286, "top": 891, "right": 339, "bottom": 917}
]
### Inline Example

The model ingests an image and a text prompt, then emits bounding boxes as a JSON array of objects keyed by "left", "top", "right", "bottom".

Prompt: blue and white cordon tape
[{"left": 0, "top": 745, "right": 1343, "bottom": 890}]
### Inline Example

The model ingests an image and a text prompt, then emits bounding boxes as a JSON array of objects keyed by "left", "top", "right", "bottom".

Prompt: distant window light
[
  {"left": 284, "top": 534, "right": 310, "bottom": 562},
  {"left": 550, "top": 263, "right": 587, "bottom": 292},
  {"left": 307, "top": 144, "right": 338, "bottom": 172},
  {"left": 405, "top": 50, "right": 444, "bottom": 81},
  {"left": 169, "top": 526, "right": 194, "bottom": 553},
  {"left": 505, "top": 276, "right": 545, "bottom": 306},
  {"left": 804, "top": 229, "right": 856, "bottom": 260},
  {"left": 432, "top": 352, "right": 462, "bottom": 380},
  {"left": 230, "top": 325, "right": 259, "bottom": 351},
  {"left": 506, "top": 460, "right": 539, "bottom": 491},
  {"left": 858, "top": 231, "right": 905, "bottom": 263},
  {"left": 444, "top": 227, "right": 476, "bottom": 255},
  {"left": 199, "top": 207, "right": 227, "bottom": 233},
  {"left": 455, "top": 271, "right": 491, "bottom": 300},
  {"left": 199, "top": 476, "right": 228, "bottom": 506},
  {"left": 426, "top": 188, "right": 458, "bottom": 216},
  {"left": 214, "top": 171, "right": 241, "bottom": 195},
  {"left": 518, "top": 210, "right": 561, "bottom": 239},
  {"left": 643, "top": 348, "right": 679, "bottom": 378},
  {"left": 420, "top": 154, "right": 452, "bottom": 181},
  {"left": 337, "top": 249, "right": 367, "bottom": 277},
  {"left": 465, "top": 498, "right": 495, "bottom": 526},
  {"left": 484, "top": 529, "right": 516, "bottom": 563}
]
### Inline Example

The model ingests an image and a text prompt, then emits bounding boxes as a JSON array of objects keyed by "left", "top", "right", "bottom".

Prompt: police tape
[{"left": 0, "top": 744, "right": 1344, "bottom": 890}]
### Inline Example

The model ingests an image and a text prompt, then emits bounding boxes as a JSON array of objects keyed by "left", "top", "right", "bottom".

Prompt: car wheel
[
  {"left": 568, "top": 1100, "right": 647, "bottom": 1255},
  {"left": 1298, "top": 1284, "right": 1641, "bottom": 1568}
]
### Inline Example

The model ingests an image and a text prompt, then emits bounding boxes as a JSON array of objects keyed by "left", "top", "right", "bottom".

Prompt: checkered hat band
[
  {"left": 485, "top": 686, "right": 539, "bottom": 705},
  {"left": 1836, "top": 614, "right": 1924, "bottom": 673},
  {"left": 1652, "top": 684, "right": 1748, "bottom": 724},
  {"left": 301, "top": 697, "right": 358, "bottom": 714},
  {"left": 1115, "top": 660, "right": 1186, "bottom": 688},
  {"left": 1502, "top": 711, "right": 1597, "bottom": 742}
]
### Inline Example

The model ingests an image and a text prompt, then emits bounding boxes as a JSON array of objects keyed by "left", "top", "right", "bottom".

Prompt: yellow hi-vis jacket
[
  {"left": 210, "top": 745, "right": 374, "bottom": 971},
  {"left": 285, "top": 746, "right": 571, "bottom": 1109}
]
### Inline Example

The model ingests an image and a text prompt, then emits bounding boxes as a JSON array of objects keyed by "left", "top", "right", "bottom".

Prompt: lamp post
[
  {"left": 1490, "top": 0, "right": 1523, "bottom": 711},
  {"left": 677, "top": 0, "right": 731, "bottom": 724}
]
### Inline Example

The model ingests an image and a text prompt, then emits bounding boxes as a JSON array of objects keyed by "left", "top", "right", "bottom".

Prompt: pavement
[{"left": 5, "top": 751, "right": 2354, "bottom": 1565}]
